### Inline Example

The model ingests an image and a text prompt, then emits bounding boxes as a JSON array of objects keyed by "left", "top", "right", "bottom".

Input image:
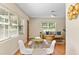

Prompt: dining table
[
  {"left": 28, "top": 37, "right": 51, "bottom": 55},
  {"left": 32, "top": 39, "right": 44, "bottom": 48}
]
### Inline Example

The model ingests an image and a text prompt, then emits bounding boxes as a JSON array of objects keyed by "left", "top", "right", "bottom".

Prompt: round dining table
[{"left": 32, "top": 39, "right": 43, "bottom": 48}]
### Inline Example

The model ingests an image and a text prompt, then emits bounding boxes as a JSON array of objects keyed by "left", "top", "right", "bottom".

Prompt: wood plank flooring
[{"left": 53, "top": 44, "right": 65, "bottom": 55}]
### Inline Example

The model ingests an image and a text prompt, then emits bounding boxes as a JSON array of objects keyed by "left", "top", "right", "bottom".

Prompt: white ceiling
[{"left": 16, "top": 3, "right": 65, "bottom": 18}]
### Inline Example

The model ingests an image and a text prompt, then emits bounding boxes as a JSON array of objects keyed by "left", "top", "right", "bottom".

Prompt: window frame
[
  {"left": 0, "top": 5, "right": 24, "bottom": 41},
  {"left": 41, "top": 21, "right": 56, "bottom": 32}
]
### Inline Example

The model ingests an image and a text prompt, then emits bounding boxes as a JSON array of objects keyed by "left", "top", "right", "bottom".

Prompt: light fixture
[
  {"left": 50, "top": 10, "right": 56, "bottom": 18},
  {"left": 67, "top": 3, "right": 79, "bottom": 20},
  {"left": 50, "top": 14, "right": 56, "bottom": 18}
]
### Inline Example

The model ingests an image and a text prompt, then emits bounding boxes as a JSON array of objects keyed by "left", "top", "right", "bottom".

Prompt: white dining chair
[
  {"left": 32, "top": 40, "right": 56, "bottom": 55},
  {"left": 18, "top": 40, "right": 33, "bottom": 55},
  {"left": 28, "top": 40, "right": 33, "bottom": 46},
  {"left": 43, "top": 39, "right": 49, "bottom": 45},
  {"left": 28, "top": 40, "right": 35, "bottom": 48},
  {"left": 39, "top": 39, "right": 49, "bottom": 48},
  {"left": 46, "top": 40, "right": 56, "bottom": 54}
]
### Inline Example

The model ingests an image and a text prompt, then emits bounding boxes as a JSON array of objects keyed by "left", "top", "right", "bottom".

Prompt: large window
[
  {"left": 0, "top": 6, "right": 24, "bottom": 41},
  {"left": 18, "top": 17, "right": 24, "bottom": 35},
  {"left": 9, "top": 13, "right": 18, "bottom": 37},
  {"left": 41, "top": 22, "right": 56, "bottom": 32},
  {"left": 0, "top": 7, "right": 9, "bottom": 40}
]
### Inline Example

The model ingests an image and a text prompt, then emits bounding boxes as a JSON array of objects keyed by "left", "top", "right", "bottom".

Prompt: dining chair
[
  {"left": 28, "top": 40, "right": 33, "bottom": 46},
  {"left": 18, "top": 40, "right": 33, "bottom": 55},
  {"left": 46, "top": 40, "right": 56, "bottom": 54},
  {"left": 28, "top": 40, "right": 35, "bottom": 48},
  {"left": 40, "top": 39, "right": 49, "bottom": 48},
  {"left": 32, "top": 40, "right": 56, "bottom": 55},
  {"left": 43, "top": 39, "right": 49, "bottom": 45},
  {"left": 37, "top": 39, "right": 48, "bottom": 48}
]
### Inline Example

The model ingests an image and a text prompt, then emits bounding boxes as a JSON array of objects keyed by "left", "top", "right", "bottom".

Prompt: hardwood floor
[
  {"left": 15, "top": 44, "right": 65, "bottom": 55},
  {"left": 53, "top": 44, "right": 65, "bottom": 55}
]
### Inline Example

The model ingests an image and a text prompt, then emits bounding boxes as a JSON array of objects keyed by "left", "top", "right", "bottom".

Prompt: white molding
[{"left": 30, "top": 17, "right": 65, "bottom": 19}]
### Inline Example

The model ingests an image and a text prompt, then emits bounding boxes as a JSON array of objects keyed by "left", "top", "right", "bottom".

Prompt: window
[
  {"left": 0, "top": 7, "right": 9, "bottom": 40},
  {"left": 0, "top": 6, "right": 24, "bottom": 41},
  {"left": 9, "top": 13, "right": 18, "bottom": 37},
  {"left": 18, "top": 17, "right": 24, "bottom": 35},
  {"left": 41, "top": 22, "right": 56, "bottom": 32},
  {"left": 0, "top": 24, "right": 4, "bottom": 41}
]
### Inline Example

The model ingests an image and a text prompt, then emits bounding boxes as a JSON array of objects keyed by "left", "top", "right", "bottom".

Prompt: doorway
[{"left": 27, "top": 20, "right": 29, "bottom": 42}]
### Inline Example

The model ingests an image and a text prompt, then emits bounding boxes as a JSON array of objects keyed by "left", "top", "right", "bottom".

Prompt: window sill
[{"left": 0, "top": 35, "right": 19, "bottom": 42}]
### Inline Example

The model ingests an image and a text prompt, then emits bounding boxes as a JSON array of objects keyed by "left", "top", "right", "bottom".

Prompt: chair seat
[
  {"left": 18, "top": 40, "right": 56, "bottom": 55},
  {"left": 32, "top": 48, "right": 46, "bottom": 55},
  {"left": 18, "top": 40, "right": 33, "bottom": 55}
]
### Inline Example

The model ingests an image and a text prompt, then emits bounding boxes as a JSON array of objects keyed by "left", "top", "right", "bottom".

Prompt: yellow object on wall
[{"left": 67, "top": 3, "right": 79, "bottom": 20}]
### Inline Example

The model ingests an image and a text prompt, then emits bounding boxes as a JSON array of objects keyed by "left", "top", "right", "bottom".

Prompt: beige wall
[
  {"left": 66, "top": 3, "right": 79, "bottom": 54},
  {"left": 29, "top": 17, "right": 65, "bottom": 37},
  {"left": 0, "top": 37, "right": 19, "bottom": 54},
  {"left": 0, "top": 3, "right": 29, "bottom": 54}
]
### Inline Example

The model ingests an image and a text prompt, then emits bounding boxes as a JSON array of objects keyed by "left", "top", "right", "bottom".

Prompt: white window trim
[{"left": 0, "top": 5, "right": 24, "bottom": 41}]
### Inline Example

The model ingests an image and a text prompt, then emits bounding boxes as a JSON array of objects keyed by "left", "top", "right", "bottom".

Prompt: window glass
[
  {"left": 0, "top": 24, "right": 4, "bottom": 40},
  {"left": 18, "top": 18, "right": 24, "bottom": 35},
  {"left": 9, "top": 13, "right": 18, "bottom": 37},
  {"left": 0, "top": 7, "right": 9, "bottom": 41},
  {"left": 0, "top": 16, "right": 4, "bottom": 22},
  {"left": 41, "top": 22, "right": 56, "bottom": 32},
  {"left": 0, "top": 6, "right": 24, "bottom": 41}
]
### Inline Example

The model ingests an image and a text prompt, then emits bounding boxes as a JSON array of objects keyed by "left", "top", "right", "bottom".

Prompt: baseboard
[{"left": 11, "top": 47, "right": 19, "bottom": 55}]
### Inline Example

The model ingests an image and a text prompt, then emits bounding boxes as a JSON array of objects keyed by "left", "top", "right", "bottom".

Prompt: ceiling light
[
  {"left": 50, "top": 10, "right": 56, "bottom": 18},
  {"left": 50, "top": 14, "right": 56, "bottom": 18}
]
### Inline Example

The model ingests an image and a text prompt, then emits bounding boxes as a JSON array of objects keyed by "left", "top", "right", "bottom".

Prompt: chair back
[
  {"left": 50, "top": 40, "right": 56, "bottom": 52},
  {"left": 28, "top": 41, "right": 33, "bottom": 46},
  {"left": 43, "top": 39, "right": 49, "bottom": 45},
  {"left": 18, "top": 40, "right": 26, "bottom": 51},
  {"left": 18, "top": 40, "right": 33, "bottom": 55}
]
